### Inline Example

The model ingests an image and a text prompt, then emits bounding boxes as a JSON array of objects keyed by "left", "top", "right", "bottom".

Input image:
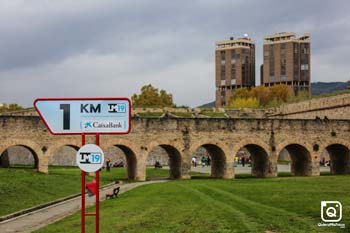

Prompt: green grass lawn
[
  {"left": 0, "top": 167, "right": 170, "bottom": 216},
  {"left": 201, "top": 112, "right": 227, "bottom": 118},
  {"left": 35, "top": 175, "right": 350, "bottom": 233},
  {"left": 170, "top": 112, "right": 194, "bottom": 117},
  {"left": 278, "top": 160, "right": 290, "bottom": 165},
  {"left": 137, "top": 112, "right": 164, "bottom": 117}
]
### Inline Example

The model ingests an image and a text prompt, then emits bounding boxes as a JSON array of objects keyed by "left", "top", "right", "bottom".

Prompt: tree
[
  {"left": 250, "top": 86, "right": 270, "bottom": 107},
  {"left": 288, "top": 89, "right": 310, "bottom": 103},
  {"left": 228, "top": 97, "right": 259, "bottom": 109},
  {"left": 269, "top": 84, "right": 292, "bottom": 103},
  {"left": 131, "top": 84, "right": 175, "bottom": 108},
  {"left": 230, "top": 88, "right": 251, "bottom": 99},
  {"left": 0, "top": 103, "right": 23, "bottom": 113},
  {"left": 228, "top": 84, "right": 293, "bottom": 109}
]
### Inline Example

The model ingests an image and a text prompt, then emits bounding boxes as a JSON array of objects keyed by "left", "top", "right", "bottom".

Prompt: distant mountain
[
  {"left": 311, "top": 81, "right": 348, "bottom": 96},
  {"left": 198, "top": 101, "right": 216, "bottom": 108},
  {"left": 198, "top": 81, "right": 349, "bottom": 107}
]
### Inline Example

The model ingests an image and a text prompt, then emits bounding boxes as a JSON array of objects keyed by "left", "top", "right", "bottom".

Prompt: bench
[{"left": 106, "top": 187, "right": 120, "bottom": 199}]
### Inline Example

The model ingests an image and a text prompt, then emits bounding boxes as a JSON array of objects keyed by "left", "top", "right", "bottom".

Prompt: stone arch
[
  {"left": 48, "top": 144, "right": 80, "bottom": 167},
  {"left": 190, "top": 141, "right": 232, "bottom": 179},
  {"left": 102, "top": 139, "right": 140, "bottom": 179},
  {"left": 232, "top": 139, "right": 272, "bottom": 178},
  {"left": 147, "top": 140, "right": 183, "bottom": 179},
  {"left": 0, "top": 139, "right": 42, "bottom": 170},
  {"left": 276, "top": 140, "right": 313, "bottom": 176},
  {"left": 45, "top": 139, "right": 81, "bottom": 162},
  {"left": 320, "top": 139, "right": 350, "bottom": 175}
]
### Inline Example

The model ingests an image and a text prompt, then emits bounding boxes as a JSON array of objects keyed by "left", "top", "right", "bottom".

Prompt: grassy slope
[
  {"left": 0, "top": 167, "right": 170, "bottom": 216},
  {"left": 36, "top": 176, "right": 350, "bottom": 233}
]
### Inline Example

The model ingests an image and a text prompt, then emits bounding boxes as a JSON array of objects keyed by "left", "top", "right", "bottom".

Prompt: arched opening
[
  {"left": 49, "top": 145, "right": 79, "bottom": 167},
  {"left": 105, "top": 145, "right": 137, "bottom": 180},
  {"left": 146, "top": 146, "right": 169, "bottom": 168},
  {"left": 147, "top": 145, "right": 181, "bottom": 179},
  {"left": 0, "top": 145, "right": 38, "bottom": 169},
  {"left": 236, "top": 144, "right": 269, "bottom": 178},
  {"left": 325, "top": 144, "right": 350, "bottom": 175},
  {"left": 280, "top": 144, "right": 311, "bottom": 176},
  {"left": 192, "top": 144, "right": 226, "bottom": 178}
]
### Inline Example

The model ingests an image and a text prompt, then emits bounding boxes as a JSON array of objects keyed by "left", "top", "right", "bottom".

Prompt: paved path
[
  {"left": 190, "top": 164, "right": 330, "bottom": 174},
  {"left": 0, "top": 180, "right": 167, "bottom": 233},
  {"left": 162, "top": 164, "right": 330, "bottom": 174}
]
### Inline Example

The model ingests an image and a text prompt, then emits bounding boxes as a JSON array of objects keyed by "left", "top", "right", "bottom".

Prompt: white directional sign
[
  {"left": 34, "top": 98, "right": 131, "bottom": 134},
  {"left": 76, "top": 144, "right": 105, "bottom": 172}
]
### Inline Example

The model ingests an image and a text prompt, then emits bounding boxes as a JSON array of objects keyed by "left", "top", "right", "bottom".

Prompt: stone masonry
[
  {"left": 0, "top": 116, "right": 349, "bottom": 180},
  {"left": 271, "top": 93, "right": 350, "bottom": 119}
]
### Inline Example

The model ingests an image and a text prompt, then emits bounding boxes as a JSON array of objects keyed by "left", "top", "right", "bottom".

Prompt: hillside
[{"left": 311, "top": 81, "right": 348, "bottom": 96}]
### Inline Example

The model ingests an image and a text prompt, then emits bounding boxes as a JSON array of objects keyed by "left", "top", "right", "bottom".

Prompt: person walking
[
  {"left": 201, "top": 156, "right": 206, "bottom": 168},
  {"left": 206, "top": 156, "right": 211, "bottom": 166},
  {"left": 192, "top": 156, "right": 197, "bottom": 167},
  {"left": 106, "top": 158, "right": 111, "bottom": 172},
  {"left": 241, "top": 156, "right": 245, "bottom": 167}
]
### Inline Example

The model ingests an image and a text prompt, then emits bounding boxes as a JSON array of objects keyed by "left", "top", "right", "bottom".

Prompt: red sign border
[{"left": 34, "top": 97, "right": 132, "bottom": 135}]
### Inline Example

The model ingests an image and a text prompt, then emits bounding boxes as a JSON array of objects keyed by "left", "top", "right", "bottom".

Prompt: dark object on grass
[
  {"left": 106, "top": 187, "right": 120, "bottom": 199},
  {"left": 154, "top": 161, "right": 162, "bottom": 168}
]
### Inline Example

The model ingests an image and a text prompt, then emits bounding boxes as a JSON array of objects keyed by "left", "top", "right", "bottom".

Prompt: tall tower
[
  {"left": 215, "top": 36, "right": 255, "bottom": 107},
  {"left": 262, "top": 32, "right": 311, "bottom": 95}
]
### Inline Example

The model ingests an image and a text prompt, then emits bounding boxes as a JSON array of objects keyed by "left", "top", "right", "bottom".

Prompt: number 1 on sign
[{"left": 60, "top": 104, "right": 71, "bottom": 130}]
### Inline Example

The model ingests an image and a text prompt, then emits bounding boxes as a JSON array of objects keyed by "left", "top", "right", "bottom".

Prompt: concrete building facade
[
  {"left": 215, "top": 36, "right": 255, "bottom": 107},
  {"left": 262, "top": 32, "right": 311, "bottom": 95}
]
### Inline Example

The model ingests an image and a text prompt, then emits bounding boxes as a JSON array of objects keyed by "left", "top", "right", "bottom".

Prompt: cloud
[
  {"left": 0, "top": 51, "right": 214, "bottom": 107},
  {"left": 0, "top": 0, "right": 349, "bottom": 106}
]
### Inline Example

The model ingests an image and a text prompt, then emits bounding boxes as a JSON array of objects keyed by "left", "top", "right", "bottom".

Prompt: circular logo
[{"left": 76, "top": 144, "right": 105, "bottom": 172}]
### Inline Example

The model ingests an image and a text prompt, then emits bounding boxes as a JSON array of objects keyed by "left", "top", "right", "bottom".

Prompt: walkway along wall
[{"left": 0, "top": 116, "right": 349, "bottom": 180}]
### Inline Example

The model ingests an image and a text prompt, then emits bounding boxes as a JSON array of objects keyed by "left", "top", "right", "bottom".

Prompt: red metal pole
[
  {"left": 81, "top": 133, "right": 86, "bottom": 233},
  {"left": 95, "top": 133, "right": 100, "bottom": 233}
]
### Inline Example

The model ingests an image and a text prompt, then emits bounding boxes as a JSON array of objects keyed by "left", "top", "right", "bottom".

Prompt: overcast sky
[{"left": 0, "top": 0, "right": 349, "bottom": 107}]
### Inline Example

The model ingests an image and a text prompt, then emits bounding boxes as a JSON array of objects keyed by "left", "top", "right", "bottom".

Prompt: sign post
[{"left": 34, "top": 98, "right": 131, "bottom": 233}]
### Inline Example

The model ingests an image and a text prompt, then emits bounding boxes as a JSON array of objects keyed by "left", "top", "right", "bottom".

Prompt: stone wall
[
  {"left": 225, "top": 109, "right": 272, "bottom": 118},
  {"left": 1, "top": 143, "right": 242, "bottom": 167},
  {"left": 2, "top": 145, "right": 171, "bottom": 167},
  {"left": 0, "top": 109, "right": 38, "bottom": 116},
  {"left": 271, "top": 93, "right": 350, "bottom": 119},
  {"left": 49, "top": 146, "right": 78, "bottom": 166},
  {"left": 0, "top": 146, "right": 35, "bottom": 167},
  {"left": 1, "top": 115, "right": 349, "bottom": 180}
]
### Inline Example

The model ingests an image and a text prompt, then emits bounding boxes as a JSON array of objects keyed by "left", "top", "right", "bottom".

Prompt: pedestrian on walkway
[
  {"left": 234, "top": 156, "right": 238, "bottom": 167},
  {"left": 201, "top": 156, "right": 206, "bottom": 167},
  {"left": 192, "top": 156, "right": 197, "bottom": 167},
  {"left": 241, "top": 156, "right": 245, "bottom": 167},
  {"left": 206, "top": 156, "right": 211, "bottom": 166},
  {"left": 106, "top": 158, "right": 111, "bottom": 172}
]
